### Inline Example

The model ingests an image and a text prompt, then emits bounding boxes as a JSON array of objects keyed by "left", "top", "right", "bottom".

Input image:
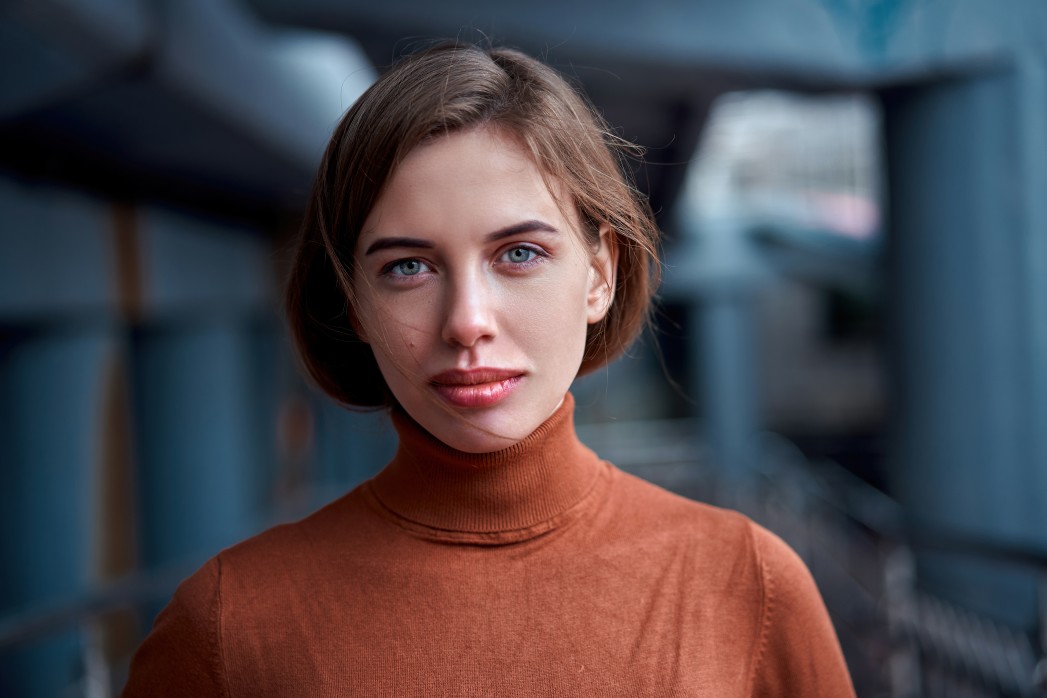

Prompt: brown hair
[{"left": 286, "top": 42, "right": 660, "bottom": 407}]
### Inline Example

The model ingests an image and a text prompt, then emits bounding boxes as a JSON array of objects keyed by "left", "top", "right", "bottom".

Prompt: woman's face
[{"left": 354, "top": 127, "right": 615, "bottom": 453}]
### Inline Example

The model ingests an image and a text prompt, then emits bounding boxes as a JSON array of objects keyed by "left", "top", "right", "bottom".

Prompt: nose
[{"left": 441, "top": 273, "right": 497, "bottom": 348}]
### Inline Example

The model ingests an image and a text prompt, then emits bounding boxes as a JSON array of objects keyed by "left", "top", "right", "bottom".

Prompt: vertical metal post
[
  {"left": 884, "top": 545, "right": 922, "bottom": 698},
  {"left": 694, "top": 291, "right": 758, "bottom": 484},
  {"left": 1035, "top": 574, "right": 1047, "bottom": 694},
  {"left": 673, "top": 212, "right": 764, "bottom": 492}
]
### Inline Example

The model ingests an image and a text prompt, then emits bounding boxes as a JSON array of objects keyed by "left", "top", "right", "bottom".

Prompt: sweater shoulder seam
[
  {"left": 744, "top": 520, "right": 775, "bottom": 696},
  {"left": 212, "top": 555, "right": 232, "bottom": 698}
]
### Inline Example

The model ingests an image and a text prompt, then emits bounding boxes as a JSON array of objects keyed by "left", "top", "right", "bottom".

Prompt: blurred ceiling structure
[{"left": 2, "top": 0, "right": 1045, "bottom": 222}]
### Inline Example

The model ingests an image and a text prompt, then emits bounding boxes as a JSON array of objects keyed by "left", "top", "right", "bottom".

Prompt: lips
[{"left": 429, "top": 368, "right": 524, "bottom": 408}]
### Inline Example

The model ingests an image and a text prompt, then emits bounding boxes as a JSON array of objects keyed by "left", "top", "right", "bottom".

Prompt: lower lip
[{"left": 432, "top": 375, "right": 522, "bottom": 408}]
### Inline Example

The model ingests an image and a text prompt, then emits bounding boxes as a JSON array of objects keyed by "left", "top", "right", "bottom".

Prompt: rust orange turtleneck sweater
[{"left": 123, "top": 394, "right": 855, "bottom": 696}]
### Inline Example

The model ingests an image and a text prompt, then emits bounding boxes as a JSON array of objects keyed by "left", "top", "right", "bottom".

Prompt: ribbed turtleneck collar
[{"left": 366, "top": 393, "right": 606, "bottom": 544}]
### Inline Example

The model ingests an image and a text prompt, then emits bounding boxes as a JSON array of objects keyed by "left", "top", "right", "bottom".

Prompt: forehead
[{"left": 358, "top": 127, "right": 580, "bottom": 245}]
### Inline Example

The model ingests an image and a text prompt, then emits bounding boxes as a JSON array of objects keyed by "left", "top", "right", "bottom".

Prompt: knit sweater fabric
[{"left": 123, "top": 394, "right": 855, "bottom": 697}]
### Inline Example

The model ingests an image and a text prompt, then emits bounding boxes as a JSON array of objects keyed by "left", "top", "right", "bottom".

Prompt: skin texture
[{"left": 354, "top": 127, "right": 616, "bottom": 453}]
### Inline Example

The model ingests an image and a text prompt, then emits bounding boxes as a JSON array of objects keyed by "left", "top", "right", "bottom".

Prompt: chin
[
  {"left": 399, "top": 384, "right": 566, "bottom": 454},
  {"left": 428, "top": 412, "right": 532, "bottom": 454}
]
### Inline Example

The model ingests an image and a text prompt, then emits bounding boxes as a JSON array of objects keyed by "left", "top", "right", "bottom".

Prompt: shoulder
[
  {"left": 603, "top": 468, "right": 854, "bottom": 696},
  {"left": 747, "top": 523, "right": 819, "bottom": 606},
  {"left": 123, "top": 558, "right": 228, "bottom": 696},
  {"left": 125, "top": 487, "right": 379, "bottom": 694},
  {"left": 744, "top": 522, "right": 856, "bottom": 697},
  {"left": 215, "top": 485, "right": 377, "bottom": 573},
  {"left": 603, "top": 466, "right": 756, "bottom": 550},
  {"left": 604, "top": 467, "right": 824, "bottom": 572},
  {"left": 599, "top": 467, "right": 771, "bottom": 597}
]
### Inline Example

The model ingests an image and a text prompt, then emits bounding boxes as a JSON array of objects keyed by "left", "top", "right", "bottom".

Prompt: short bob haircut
[{"left": 286, "top": 42, "right": 660, "bottom": 407}]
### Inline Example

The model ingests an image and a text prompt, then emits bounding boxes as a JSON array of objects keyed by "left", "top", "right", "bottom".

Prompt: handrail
[
  {"left": 0, "top": 559, "right": 201, "bottom": 650},
  {"left": 755, "top": 435, "right": 1047, "bottom": 574},
  {"left": 0, "top": 492, "right": 339, "bottom": 652},
  {"left": 902, "top": 526, "right": 1047, "bottom": 571}
]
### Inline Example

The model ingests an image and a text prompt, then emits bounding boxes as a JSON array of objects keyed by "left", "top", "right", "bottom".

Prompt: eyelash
[
  {"left": 381, "top": 258, "right": 431, "bottom": 278},
  {"left": 378, "top": 245, "right": 547, "bottom": 281},
  {"left": 498, "top": 245, "right": 546, "bottom": 268}
]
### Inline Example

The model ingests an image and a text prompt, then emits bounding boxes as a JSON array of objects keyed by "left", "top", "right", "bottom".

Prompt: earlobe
[{"left": 587, "top": 223, "right": 618, "bottom": 324}]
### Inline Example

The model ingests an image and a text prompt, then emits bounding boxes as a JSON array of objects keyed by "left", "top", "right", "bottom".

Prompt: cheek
[
  {"left": 511, "top": 266, "right": 592, "bottom": 347},
  {"left": 356, "top": 293, "right": 433, "bottom": 367}
]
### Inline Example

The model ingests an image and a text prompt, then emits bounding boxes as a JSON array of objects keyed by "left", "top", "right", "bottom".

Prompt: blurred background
[{"left": 1, "top": 0, "right": 1046, "bottom": 695}]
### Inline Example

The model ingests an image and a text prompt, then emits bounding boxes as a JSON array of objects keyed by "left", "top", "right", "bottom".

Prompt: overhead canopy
[
  {"left": 3, "top": 0, "right": 1043, "bottom": 217},
  {"left": 0, "top": 0, "right": 373, "bottom": 213}
]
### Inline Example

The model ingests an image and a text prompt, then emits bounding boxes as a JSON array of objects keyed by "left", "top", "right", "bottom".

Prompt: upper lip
[{"left": 429, "top": 368, "right": 523, "bottom": 386}]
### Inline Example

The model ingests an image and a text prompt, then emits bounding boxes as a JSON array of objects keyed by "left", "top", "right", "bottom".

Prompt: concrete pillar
[
  {"left": 883, "top": 62, "right": 1047, "bottom": 627},
  {"left": 130, "top": 207, "right": 275, "bottom": 567},
  {"left": 131, "top": 322, "right": 263, "bottom": 567},
  {"left": 0, "top": 179, "right": 121, "bottom": 696},
  {"left": 0, "top": 331, "right": 116, "bottom": 696},
  {"left": 676, "top": 214, "right": 766, "bottom": 484},
  {"left": 693, "top": 292, "right": 759, "bottom": 483}
]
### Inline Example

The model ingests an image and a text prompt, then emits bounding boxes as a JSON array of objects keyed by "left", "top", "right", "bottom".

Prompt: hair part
[{"left": 286, "top": 41, "right": 661, "bottom": 407}]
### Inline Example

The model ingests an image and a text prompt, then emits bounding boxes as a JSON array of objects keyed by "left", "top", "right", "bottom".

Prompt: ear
[{"left": 586, "top": 223, "right": 618, "bottom": 325}]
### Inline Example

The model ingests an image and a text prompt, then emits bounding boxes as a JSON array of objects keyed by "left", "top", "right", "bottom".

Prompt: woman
[{"left": 125, "top": 43, "right": 855, "bottom": 696}]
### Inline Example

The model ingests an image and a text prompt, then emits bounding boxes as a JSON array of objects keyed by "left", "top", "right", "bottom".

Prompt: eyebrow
[
  {"left": 485, "top": 219, "right": 559, "bottom": 242},
  {"left": 363, "top": 219, "right": 559, "bottom": 255},
  {"left": 363, "top": 237, "right": 434, "bottom": 255}
]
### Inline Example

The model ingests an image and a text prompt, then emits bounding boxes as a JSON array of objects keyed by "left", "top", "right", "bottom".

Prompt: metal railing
[{"left": 0, "top": 559, "right": 202, "bottom": 697}]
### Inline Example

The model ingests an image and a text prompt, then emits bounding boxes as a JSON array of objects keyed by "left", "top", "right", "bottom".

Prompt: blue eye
[
  {"left": 388, "top": 259, "right": 429, "bottom": 276},
  {"left": 503, "top": 247, "right": 538, "bottom": 264}
]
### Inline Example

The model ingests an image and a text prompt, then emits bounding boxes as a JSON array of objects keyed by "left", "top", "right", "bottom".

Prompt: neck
[{"left": 368, "top": 393, "right": 604, "bottom": 540}]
